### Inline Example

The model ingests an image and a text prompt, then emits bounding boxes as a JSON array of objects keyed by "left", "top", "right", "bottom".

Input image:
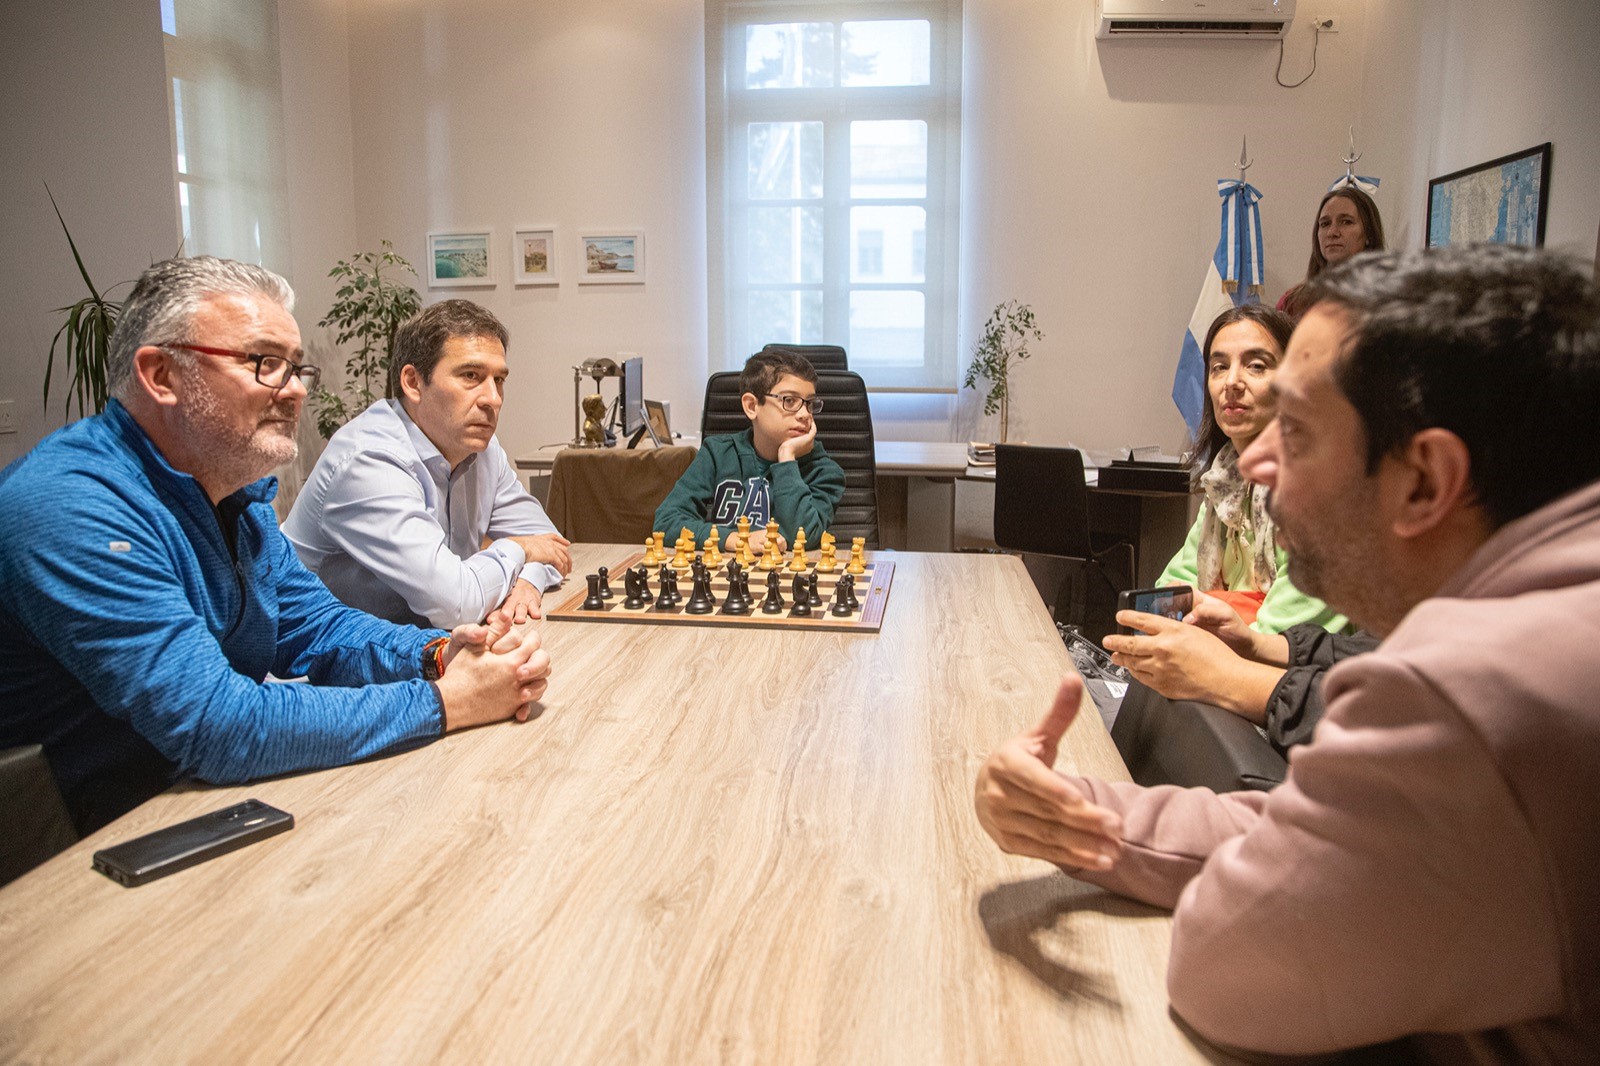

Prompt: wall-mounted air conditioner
[{"left": 1095, "top": 0, "right": 1296, "bottom": 40}]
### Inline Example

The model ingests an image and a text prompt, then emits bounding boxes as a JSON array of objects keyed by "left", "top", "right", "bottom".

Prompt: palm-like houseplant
[{"left": 43, "top": 188, "right": 124, "bottom": 419}]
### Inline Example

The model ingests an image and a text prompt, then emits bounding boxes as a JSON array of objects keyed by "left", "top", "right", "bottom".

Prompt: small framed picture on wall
[
  {"left": 577, "top": 230, "right": 644, "bottom": 284},
  {"left": 512, "top": 227, "right": 559, "bottom": 285},
  {"left": 427, "top": 230, "right": 495, "bottom": 288}
]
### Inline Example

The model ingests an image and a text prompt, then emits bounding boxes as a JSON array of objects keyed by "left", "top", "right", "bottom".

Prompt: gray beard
[{"left": 176, "top": 370, "right": 299, "bottom": 494}]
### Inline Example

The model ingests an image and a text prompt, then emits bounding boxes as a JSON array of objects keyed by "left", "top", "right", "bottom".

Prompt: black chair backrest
[
  {"left": 759, "top": 343, "right": 848, "bottom": 372},
  {"left": 0, "top": 744, "right": 78, "bottom": 887},
  {"left": 993, "top": 443, "right": 1095, "bottom": 559},
  {"left": 699, "top": 370, "right": 879, "bottom": 548}
]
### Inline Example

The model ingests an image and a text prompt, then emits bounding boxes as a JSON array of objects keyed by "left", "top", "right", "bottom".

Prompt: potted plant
[
  {"left": 963, "top": 299, "right": 1043, "bottom": 445},
  {"left": 43, "top": 188, "right": 125, "bottom": 419},
  {"left": 310, "top": 241, "right": 423, "bottom": 439}
]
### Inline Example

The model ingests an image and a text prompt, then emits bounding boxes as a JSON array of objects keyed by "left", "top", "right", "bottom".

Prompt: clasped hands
[{"left": 436, "top": 612, "right": 551, "bottom": 731}]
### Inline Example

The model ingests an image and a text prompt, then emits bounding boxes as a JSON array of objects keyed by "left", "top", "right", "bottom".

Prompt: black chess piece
[
  {"left": 761, "top": 570, "right": 785, "bottom": 614},
  {"left": 720, "top": 561, "right": 750, "bottom": 615},
  {"left": 830, "top": 581, "right": 853, "bottom": 617},
  {"left": 580, "top": 573, "right": 607, "bottom": 611},
  {"left": 656, "top": 566, "right": 680, "bottom": 610},
  {"left": 597, "top": 565, "right": 613, "bottom": 599},
  {"left": 807, "top": 572, "right": 822, "bottom": 607},
  {"left": 624, "top": 563, "right": 649, "bottom": 605},
  {"left": 842, "top": 573, "right": 861, "bottom": 611},
  {"left": 685, "top": 567, "right": 716, "bottom": 614},
  {"left": 788, "top": 574, "right": 812, "bottom": 617}
]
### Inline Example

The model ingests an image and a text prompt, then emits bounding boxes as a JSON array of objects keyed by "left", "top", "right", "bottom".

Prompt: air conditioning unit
[{"left": 1096, "top": 0, "right": 1296, "bottom": 40}]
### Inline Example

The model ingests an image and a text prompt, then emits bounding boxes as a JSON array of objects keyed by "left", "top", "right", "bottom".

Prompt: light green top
[{"left": 1157, "top": 498, "right": 1349, "bottom": 635}]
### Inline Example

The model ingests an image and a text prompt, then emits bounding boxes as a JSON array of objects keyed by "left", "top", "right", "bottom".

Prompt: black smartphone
[
  {"left": 1115, "top": 584, "right": 1194, "bottom": 633},
  {"left": 92, "top": 799, "right": 293, "bottom": 887}
]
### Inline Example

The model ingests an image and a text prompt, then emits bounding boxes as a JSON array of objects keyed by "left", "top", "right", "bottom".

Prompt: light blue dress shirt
[{"left": 284, "top": 399, "right": 564, "bottom": 627}]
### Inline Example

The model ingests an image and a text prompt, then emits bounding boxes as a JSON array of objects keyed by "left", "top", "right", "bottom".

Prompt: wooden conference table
[{"left": 0, "top": 546, "right": 1227, "bottom": 1064}]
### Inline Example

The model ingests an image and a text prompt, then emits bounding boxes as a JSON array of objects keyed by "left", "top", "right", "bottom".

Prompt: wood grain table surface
[{"left": 0, "top": 546, "right": 1231, "bottom": 1065}]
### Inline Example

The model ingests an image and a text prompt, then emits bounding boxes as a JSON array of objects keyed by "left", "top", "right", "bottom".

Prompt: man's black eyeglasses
[
  {"left": 162, "top": 343, "right": 322, "bottom": 392},
  {"left": 761, "top": 392, "right": 824, "bottom": 415}
]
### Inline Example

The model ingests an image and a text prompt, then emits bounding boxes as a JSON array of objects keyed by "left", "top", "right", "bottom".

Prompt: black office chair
[
  {"left": 759, "top": 343, "right": 848, "bottom": 372},
  {"left": 700, "top": 370, "right": 880, "bottom": 548},
  {"left": 0, "top": 745, "right": 78, "bottom": 887},
  {"left": 993, "top": 443, "right": 1135, "bottom": 642}
]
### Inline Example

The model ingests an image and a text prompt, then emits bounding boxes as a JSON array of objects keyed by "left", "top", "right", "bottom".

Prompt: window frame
[{"left": 707, "top": 0, "right": 962, "bottom": 393}]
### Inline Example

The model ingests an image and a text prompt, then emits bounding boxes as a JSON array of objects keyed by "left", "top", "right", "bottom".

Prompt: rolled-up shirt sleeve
[
  {"left": 319, "top": 450, "right": 528, "bottom": 627},
  {"left": 484, "top": 450, "right": 564, "bottom": 592}
]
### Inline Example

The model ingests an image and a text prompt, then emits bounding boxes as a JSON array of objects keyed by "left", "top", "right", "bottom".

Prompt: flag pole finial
[{"left": 1234, "top": 135, "right": 1254, "bottom": 181}]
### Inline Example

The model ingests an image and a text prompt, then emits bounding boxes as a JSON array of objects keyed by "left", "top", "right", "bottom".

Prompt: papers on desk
[{"left": 966, "top": 441, "right": 996, "bottom": 466}]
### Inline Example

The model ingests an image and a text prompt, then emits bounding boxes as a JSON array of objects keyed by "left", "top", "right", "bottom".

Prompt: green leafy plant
[
  {"left": 963, "top": 299, "right": 1043, "bottom": 444},
  {"left": 43, "top": 187, "right": 126, "bottom": 419},
  {"left": 310, "top": 241, "right": 423, "bottom": 439}
]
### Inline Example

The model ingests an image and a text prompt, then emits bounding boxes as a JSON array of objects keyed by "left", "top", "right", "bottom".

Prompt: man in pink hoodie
[{"left": 976, "top": 244, "right": 1600, "bottom": 1062}]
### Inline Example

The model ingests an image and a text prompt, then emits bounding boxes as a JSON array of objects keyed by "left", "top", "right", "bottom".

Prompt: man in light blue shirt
[{"left": 285, "top": 301, "right": 571, "bottom": 628}]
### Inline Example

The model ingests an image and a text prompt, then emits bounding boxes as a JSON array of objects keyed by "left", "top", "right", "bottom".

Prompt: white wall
[
  {"left": 0, "top": 0, "right": 176, "bottom": 466},
  {"left": 1358, "top": 0, "right": 1600, "bottom": 261},
  {"left": 342, "top": 0, "right": 710, "bottom": 465}
]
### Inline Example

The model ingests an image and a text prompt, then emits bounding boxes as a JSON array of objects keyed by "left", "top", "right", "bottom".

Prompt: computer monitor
[{"left": 621, "top": 357, "right": 644, "bottom": 436}]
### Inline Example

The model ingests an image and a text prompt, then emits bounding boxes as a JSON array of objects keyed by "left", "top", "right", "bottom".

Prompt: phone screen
[{"left": 1132, "top": 588, "right": 1189, "bottom": 620}]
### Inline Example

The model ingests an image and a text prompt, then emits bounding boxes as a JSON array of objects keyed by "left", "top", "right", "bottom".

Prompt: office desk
[
  {"left": 523, "top": 443, "right": 1190, "bottom": 582},
  {"left": 0, "top": 546, "right": 1225, "bottom": 1064}
]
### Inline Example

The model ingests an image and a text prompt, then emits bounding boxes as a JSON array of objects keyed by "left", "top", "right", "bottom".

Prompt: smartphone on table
[
  {"left": 1115, "top": 584, "right": 1194, "bottom": 634},
  {"left": 92, "top": 799, "right": 293, "bottom": 887}
]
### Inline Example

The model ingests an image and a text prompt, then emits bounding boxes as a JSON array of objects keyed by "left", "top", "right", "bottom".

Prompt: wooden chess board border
[{"left": 546, "top": 552, "right": 895, "bottom": 633}]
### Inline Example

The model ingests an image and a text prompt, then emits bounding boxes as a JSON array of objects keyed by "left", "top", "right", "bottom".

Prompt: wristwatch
[{"left": 421, "top": 636, "right": 450, "bottom": 681}]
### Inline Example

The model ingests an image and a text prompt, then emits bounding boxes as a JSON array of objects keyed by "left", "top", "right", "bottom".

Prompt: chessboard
[{"left": 546, "top": 551, "right": 895, "bottom": 633}]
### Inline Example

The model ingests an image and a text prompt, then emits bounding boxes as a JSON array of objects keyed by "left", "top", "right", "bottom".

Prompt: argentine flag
[{"left": 1172, "top": 179, "right": 1264, "bottom": 434}]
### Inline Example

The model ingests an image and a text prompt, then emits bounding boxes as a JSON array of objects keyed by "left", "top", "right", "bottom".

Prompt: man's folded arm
[
  {"left": 483, "top": 453, "right": 564, "bottom": 590},
  {"left": 1159, "top": 663, "right": 1561, "bottom": 1055},
  {"left": 320, "top": 451, "right": 524, "bottom": 626},
  {"left": 4, "top": 508, "right": 443, "bottom": 785}
]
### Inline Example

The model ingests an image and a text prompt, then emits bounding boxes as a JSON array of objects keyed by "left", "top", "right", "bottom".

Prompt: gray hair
[{"left": 109, "top": 256, "right": 295, "bottom": 398}]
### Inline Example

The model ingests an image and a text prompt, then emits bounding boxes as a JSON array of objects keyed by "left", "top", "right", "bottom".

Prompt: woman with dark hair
[
  {"left": 1277, "top": 186, "right": 1386, "bottom": 320},
  {"left": 1155, "top": 304, "right": 1344, "bottom": 634}
]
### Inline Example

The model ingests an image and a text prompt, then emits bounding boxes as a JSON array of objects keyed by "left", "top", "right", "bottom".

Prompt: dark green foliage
[
  {"left": 310, "top": 241, "right": 422, "bottom": 439},
  {"left": 963, "top": 300, "right": 1043, "bottom": 418},
  {"left": 43, "top": 187, "right": 125, "bottom": 419}
]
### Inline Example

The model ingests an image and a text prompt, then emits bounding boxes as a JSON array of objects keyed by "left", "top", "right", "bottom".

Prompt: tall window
[
  {"left": 161, "top": 0, "right": 290, "bottom": 269},
  {"left": 708, "top": 1, "right": 962, "bottom": 391}
]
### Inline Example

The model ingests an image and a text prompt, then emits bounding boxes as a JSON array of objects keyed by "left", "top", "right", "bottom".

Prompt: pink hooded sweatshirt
[{"left": 1067, "top": 478, "right": 1600, "bottom": 1062}]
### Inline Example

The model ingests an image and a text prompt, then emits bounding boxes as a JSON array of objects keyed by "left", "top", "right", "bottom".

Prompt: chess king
[{"left": 653, "top": 349, "right": 845, "bottom": 559}]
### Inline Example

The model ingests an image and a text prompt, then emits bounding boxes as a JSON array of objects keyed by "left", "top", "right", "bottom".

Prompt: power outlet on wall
[
  {"left": 1312, "top": 15, "right": 1339, "bottom": 32},
  {"left": 0, "top": 400, "right": 16, "bottom": 435}
]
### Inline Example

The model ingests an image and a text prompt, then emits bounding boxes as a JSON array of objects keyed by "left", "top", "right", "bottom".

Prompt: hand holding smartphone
[{"left": 1115, "top": 584, "right": 1194, "bottom": 634}]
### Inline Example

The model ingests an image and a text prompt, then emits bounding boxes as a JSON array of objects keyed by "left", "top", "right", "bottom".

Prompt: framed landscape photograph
[
  {"left": 1426, "top": 142, "right": 1552, "bottom": 249},
  {"left": 512, "top": 227, "right": 559, "bottom": 285},
  {"left": 577, "top": 230, "right": 644, "bottom": 284},
  {"left": 427, "top": 230, "right": 494, "bottom": 287}
]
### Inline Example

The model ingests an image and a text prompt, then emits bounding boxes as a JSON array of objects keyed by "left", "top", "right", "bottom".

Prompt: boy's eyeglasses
[
  {"left": 762, "top": 392, "right": 824, "bottom": 415},
  {"left": 161, "top": 342, "right": 322, "bottom": 392}
]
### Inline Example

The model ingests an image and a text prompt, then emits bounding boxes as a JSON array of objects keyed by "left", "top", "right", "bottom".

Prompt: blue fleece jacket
[{"left": 0, "top": 401, "right": 446, "bottom": 833}]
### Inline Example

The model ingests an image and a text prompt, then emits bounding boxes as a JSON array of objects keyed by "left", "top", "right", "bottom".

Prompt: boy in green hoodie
[{"left": 654, "top": 350, "right": 846, "bottom": 554}]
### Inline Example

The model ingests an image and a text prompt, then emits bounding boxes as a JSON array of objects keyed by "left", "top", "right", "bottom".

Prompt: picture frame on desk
[
  {"left": 642, "top": 399, "right": 671, "bottom": 446},
  {"left": 512, "top": 227, "right": 558, "bottom": 285},
  {"left": 427, "top": 230, "right": 494, "bottom": 287},
  {"left": 578, "top": 230, "right": 644, "bottom": 284}
]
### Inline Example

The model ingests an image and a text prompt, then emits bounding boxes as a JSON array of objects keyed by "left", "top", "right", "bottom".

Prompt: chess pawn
[
  {"left": 807, "top": 572, "right": 822, "bottom": 607},
  {"left": 596, "top": 565, "right": 613, "bottom": 599},
  {"left": 643, "top": 535, "right": 657, "bottom": 566},
  {"left": 703, "top": 526, "right": 723, "bottom": 568},
  {"left": 788, "top": 526, "right": 809, "bottom": 572},
  {"left": 847, "top": 537, "right": 867, "bottom": 575},
  {"left": 815, "top": 544, "right": 837, "bottom": 573},
  {"left": 761, "top": 570, "right": 786, "bottom": 614},
  {"left": 671, "top": 534, "right": 693, "bottom": 571},
  {"left": 738, "top": 528, "right": 757, "bottom": 567}
]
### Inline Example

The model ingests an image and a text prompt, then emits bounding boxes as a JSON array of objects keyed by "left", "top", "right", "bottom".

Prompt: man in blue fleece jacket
[{"left": 0, "top": 257, "right": 551, "bottom": 834}]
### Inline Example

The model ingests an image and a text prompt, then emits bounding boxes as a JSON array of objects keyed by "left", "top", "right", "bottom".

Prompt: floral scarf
[{"left": 1196, "top": 442, "right": 1277, "bottom": 594}]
